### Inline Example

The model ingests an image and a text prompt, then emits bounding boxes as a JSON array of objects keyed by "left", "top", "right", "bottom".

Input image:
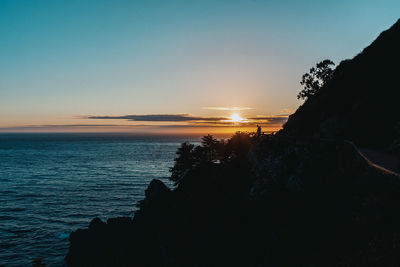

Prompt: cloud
[
  {"left": 248, "top": 116, "right": 288, "bottom": 124},
  {"left": 86, "top": 114, "right": 226, "bottom": 122},
  {"left": 84, "top": 113, "right": 289, "bottom": 126},
  {"left": 202, "top": 107, "right": 254, "bottom": 111},
  {"left": 0, "top": 114, "right": 289, "bottom": 133}
]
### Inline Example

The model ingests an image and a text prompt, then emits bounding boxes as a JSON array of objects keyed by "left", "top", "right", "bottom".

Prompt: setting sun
[{"left": 229, "top": 113, "right": 244, "bottom": 123}]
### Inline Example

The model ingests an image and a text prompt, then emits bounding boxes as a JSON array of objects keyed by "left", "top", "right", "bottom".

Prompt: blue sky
[{"left": 0, "top": 0, "right": 399, "bottom": 132}]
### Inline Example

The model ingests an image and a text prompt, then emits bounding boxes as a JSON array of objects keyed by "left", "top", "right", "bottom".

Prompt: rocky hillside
[
  {"left": 66, "top": 137, "right": 400, "bottom": 266},
  {"left": 66, "top": 19, "right": 400, "bottom": 267},
  {"left": 282, "top": 19, "right": 400, "bottom": 150}
]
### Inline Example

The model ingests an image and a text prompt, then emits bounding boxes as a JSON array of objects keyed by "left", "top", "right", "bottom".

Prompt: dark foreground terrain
[{"left": 66, "top": 19, "right": 400, "bottom": 266}]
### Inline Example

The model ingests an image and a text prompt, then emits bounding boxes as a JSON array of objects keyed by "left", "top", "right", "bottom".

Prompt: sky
[{"left": 1, "top": 0, "right": 399, "bottom": 134}]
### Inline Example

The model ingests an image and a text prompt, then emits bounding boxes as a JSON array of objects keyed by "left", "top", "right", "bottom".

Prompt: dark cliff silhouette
[
  {"left": 66, "top": 19, "right": 400, "bottom": 266},
  {"left": 283, "top": 19, "right": 400, "bottom": 150}
]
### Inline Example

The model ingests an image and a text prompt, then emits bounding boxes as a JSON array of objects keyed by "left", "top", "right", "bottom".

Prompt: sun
[{"left": 229, "top": 113, "right": 244, "bottom": 123}]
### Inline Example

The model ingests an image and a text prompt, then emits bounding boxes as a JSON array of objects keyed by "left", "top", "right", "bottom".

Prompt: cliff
[
  {"left": 282, "top": 19, "right": 400, "bottom": 150},
  {"left": 66, "top": 19, "right": 400, "bottom": 266}
]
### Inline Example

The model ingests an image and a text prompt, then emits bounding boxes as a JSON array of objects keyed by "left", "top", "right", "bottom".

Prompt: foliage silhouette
[
  {"left": 297, "top": 59, "right": 335, "bottom": 100},
  {"left": 169, "top": 132, "right": 253, "bottom": 186},
  {"left": 200, "top": 134, "right": 221, "bottom": 162},
  {"left": 169, "top": 142, "right": 196, "bottom": 185}
]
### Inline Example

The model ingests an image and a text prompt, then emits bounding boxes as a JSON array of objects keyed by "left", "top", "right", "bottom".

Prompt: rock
[
  {"left": 145, "top": 179, "right": 171, "bottom": 200},
  {"left": 88, "top": 217, "right": 106, "bottom": 231}
]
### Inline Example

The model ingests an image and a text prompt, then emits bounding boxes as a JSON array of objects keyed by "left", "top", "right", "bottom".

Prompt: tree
[
  {"left": 201, "top": 134, "right": 220, "bottom": 162},
  {"left": 297, "top": 59, "right": 335, "bottom": 100},
  {"left": 225, "top": 132, "right": 252, "bottom": 160},
  {"left": 170, "top": 142, "right": 195, "bottom": 185},
  {"left": 169, "top": 131, "right": 255, "bottom": 186}
]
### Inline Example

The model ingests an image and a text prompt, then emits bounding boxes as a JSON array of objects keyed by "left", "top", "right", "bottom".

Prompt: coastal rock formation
[
  {"left": 67, "top": 19, "right": 400, "bottom": 266},
  {"left": 67, "top": 138, "right": 400, "bottom": 266}
]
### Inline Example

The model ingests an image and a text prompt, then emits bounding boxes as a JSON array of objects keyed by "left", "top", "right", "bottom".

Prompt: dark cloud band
[{"left": 86, "top": 114, "right": 226, "bottom": 122}]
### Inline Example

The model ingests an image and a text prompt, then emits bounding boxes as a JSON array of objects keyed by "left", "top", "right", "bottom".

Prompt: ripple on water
[{"left": 0, "top": 134, "right": 181, "bottom": 266}]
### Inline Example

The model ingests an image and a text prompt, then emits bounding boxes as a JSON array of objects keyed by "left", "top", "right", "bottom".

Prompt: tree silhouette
[
  {"left": 297, "top": 59, "right": 335, "bottom": 100},
  {"left": 225, "top": 132, "right": 252, "bottom": 160},
  {"left": 170, "top": 132, "right": 254, "bottom": 185},
  {"left": 201, "top": 134, "right": 220, "bottom": 162},
  {"left": 170, "top": 142, "right": 196, "bottom": 185}
]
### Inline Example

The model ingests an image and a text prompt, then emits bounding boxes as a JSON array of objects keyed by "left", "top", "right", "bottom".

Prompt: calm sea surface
[{"left": 0, "top": 133, "right": 200, "bottom": 266}]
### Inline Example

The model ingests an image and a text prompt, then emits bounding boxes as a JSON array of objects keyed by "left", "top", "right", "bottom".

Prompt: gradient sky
[{"left": 1, "top": 0, "right": 399, "bottom": 133}]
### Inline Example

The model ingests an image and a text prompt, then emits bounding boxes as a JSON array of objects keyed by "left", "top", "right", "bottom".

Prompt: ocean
[{"left": 0, "top": 133, "right": 200, "bottom": 266}]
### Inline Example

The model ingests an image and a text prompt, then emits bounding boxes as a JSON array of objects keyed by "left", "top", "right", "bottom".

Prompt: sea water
[{"left": 0, "top": 133, "right": 199, "bottom": 266}]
